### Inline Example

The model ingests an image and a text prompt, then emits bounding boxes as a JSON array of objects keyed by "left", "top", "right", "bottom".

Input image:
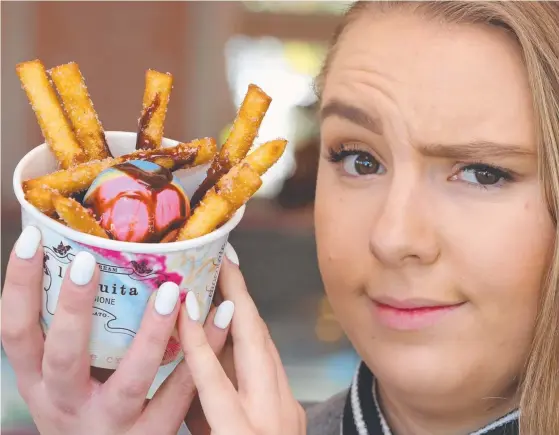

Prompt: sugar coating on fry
[
  {"left": 24, "top": 159, "right": 115, "bottom": 197},
  {"left": 222, "top": 84, "right": 272, "bottom": 164},
  {"left": 23, "top": 137, "right": 216, "bottom": 196},
  {"left": 189, "top": 84, "right": 271, "bottom": 209},
  {"left": 25, "top": 187, "right": 57, "bottom": 215},
  {"left": 52, "top": 193, "right": 109, "bottom": 238},
  {"left": 176, "top": 197, "right": 231, "bottom": 241},
  {"left": 136, "top": 70, "right": 173, "bottom": 150},
  {"left": 214, "top": 163, "right": 262, "bottom": 209},
  {"left": 17, "top": 60, "right": 86, "bottom": 168},
  {"left": 242, "top": 139, "right": 287, "bottom": 176},
  {"left": 49, "top": 62, "right": 112, "bottom": 161},
  {"left": 177, "top": 163, "right": 262, "bottom": 240}
]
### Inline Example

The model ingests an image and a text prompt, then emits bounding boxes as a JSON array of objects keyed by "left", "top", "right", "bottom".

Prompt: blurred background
[{"left": 1, "top": 1, "right": 359, "bottom": 433}]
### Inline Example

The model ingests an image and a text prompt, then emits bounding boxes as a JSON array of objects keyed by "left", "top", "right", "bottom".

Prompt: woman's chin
[{"left": 362, "top": 344, "right": 477, "bottom": 399}]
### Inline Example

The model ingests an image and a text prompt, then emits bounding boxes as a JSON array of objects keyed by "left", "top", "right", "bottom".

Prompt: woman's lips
[{"left": 371, "top": 299, "right": 466, "bottom": 331}]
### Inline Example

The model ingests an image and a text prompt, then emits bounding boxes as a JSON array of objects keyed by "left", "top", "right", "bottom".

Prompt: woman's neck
[{"left": 376, "top": 382, "right": 519, "bottom": 435}]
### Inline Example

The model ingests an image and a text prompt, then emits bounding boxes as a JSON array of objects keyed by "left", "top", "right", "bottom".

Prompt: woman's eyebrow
[
  {"left": 320, "top": 101, "right": 534, "bottom": 159},
  {"left": 320, "top": 99, "right": 383, "bottom": 135},
  {"left": 419, "top": 141, "right": 535, "bottom": 159}
]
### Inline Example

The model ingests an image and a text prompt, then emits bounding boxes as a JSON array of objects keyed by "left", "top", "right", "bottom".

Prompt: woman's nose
[{"left": 369, "top": 179, "right": 440, "bottom": 268}]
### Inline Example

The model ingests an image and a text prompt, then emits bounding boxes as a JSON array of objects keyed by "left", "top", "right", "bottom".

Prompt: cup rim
[{"left": 13, "top": 131, "right": 245, "bottom": 253}]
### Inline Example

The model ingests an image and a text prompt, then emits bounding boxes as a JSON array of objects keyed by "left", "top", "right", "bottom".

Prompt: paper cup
[{"left": 13, "top": 131, "right": 244, "bottom": 369}]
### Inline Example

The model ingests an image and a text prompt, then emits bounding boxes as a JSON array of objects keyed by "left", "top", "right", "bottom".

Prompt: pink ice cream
[{"left": 83, "top": 160, "right": 190, "bottom": 242}]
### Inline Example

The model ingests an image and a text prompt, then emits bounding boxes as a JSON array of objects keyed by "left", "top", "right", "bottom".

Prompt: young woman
[{"left": 3, "top": 2, "right": 558, "bottom": 434}]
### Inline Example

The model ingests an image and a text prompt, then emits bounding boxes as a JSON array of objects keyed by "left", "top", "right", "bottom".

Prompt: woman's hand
[
  {"left": 179, "top": 257, "right": 306, "bottom": 435},
  {"left": 1, "top": 226, "right": 230, "bottom": 435}
]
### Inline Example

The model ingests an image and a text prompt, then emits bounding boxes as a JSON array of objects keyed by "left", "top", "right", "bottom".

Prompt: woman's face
[{"left": 315, "top": 10, "right": 554, "bottom": 407}]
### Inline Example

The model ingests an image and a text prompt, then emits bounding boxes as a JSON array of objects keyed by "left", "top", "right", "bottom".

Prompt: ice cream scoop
[{"left": 83, "top": 160, "right": 189, "bottom": 242}]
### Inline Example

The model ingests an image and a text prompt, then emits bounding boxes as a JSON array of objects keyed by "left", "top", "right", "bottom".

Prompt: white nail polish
[
  {"left": 214, "top": 301, "right": 235, "bottom": 329},
  {"left": 185, "top": 291, "right": 200, "bottom": 321},
  {"left": 224, "top": 243, "right": 239, "bottom": 266},
  {"left": 70, "top": 251, "right": 96, "bottom": 286},
  {"left": 154, "top": 282, "right": 180, "bottom": 315},
  {"left": 14, "top": 226, "right": 42, "bottom": 259}
]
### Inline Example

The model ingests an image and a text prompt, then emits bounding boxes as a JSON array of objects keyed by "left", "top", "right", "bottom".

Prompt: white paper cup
[{"left": 13, "top": 131, "right": 244, "bottom": 369}]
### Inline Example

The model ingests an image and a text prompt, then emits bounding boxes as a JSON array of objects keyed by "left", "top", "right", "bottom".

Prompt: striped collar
[{"left": 341, "top": 362, "right": 520, "bottom": 435}]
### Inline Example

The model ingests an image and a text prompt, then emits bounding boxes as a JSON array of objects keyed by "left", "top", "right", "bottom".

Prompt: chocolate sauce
[
  {"left": 143, "top": 218, "right": 187, "bottom": 244},
  {"left": 87, "top": 162, "right": 189, "bottom": 243},
  {"left": 117, "top": 162, "right": 172, "bottom": 190},
  {"left": 189, "top": 156, "right": 230, "bottom": 209},
  {"left": 136, "top": 93, "right": 161, "bottom": 150},
  {"left": 167, "top": 154, "right": 198, "bottom": 171},
  {"left": 160, "top": 227, "right": 180, "bottom": 243},
  {"left": 71, "top": 191, "right": 87, "bottom": 204},
  {"left": 136, "top": 146, "right": 198, "bottom": 171}
]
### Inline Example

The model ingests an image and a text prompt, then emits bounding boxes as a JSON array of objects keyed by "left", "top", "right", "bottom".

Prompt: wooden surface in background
[{"left": 35, "top": 1, "right": 192, "bottom": 141}]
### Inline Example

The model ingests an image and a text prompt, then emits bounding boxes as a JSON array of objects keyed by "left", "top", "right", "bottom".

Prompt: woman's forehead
[
  {"left": 321, "top": 12, "right": 536, "bottom": 151},
  {"left": 326, "top": 12, "right": 528, "bottom": 100}
]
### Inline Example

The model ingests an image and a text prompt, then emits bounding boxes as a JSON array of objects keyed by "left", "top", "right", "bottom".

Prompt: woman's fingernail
[
  {"left": 15, "top": 226, "right": 42, "bottom": 259},
  {"left": 154, "top": 282, "right": 180, "bottom": 315},
  {"left": 224, "top": 243, "right": 239, "bottom": 266},
  {"left": 70, "top": 251, "right": 96, "bottom": 286},
  {"left": 214, "top": 301, "right": 235, "bottom": 329},
  {"left": 185, "top": 291, "right": 200, "bottom": 321}
]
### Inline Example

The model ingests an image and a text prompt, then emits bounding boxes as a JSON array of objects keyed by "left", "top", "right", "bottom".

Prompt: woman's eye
[
  {"left": 342, "top": 152, "right": 386, "bottom": 176},
  {"left": 455, "top": 164, "right": 511, "bottom": 186}
]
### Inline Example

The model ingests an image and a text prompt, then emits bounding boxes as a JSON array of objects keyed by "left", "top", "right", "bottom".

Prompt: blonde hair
[{"left": 317, "top": 2, "right": 559, "bottom": 434}]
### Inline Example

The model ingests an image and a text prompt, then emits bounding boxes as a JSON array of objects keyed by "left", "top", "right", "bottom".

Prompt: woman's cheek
[
  {"left": 445, "top": 194, "right": 553, "bottom": 309},
  {"left": 315, "top": 184, "right": 372, "bottom": 300}
]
